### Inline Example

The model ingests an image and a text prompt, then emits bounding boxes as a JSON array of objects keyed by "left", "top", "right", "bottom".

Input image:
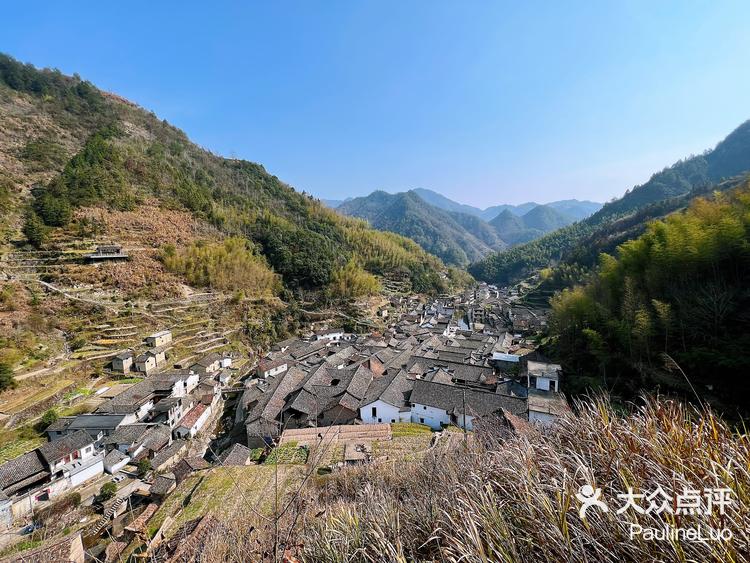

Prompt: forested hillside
[
  {"left": 0, "top": 54, "right": 463, "bottom": 298},
  {"left": 549, "top": 182, "right": 750, "bottom": 415},
  {"left": 337, "top": 190, "right": 583, "bottom": 266},
  {"left": 337, "top": 190, "right": 505, "bottom": 266},
  {"left": 471, "top": 120, "right": 750, "bottom": 285}
]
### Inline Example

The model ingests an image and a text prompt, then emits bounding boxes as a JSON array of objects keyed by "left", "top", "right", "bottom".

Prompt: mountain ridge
[
  {"left": 324, "top": 187, "right": 602, "bottom": 223},
  {"left": 337, "top": 190, "right": 505, "bottom": 267},
  {"left": 470, "top": 119, "right": 750, "bottom": 285},
  {"left": 0, "top": 53, "right": 464, "bottom": 299}
]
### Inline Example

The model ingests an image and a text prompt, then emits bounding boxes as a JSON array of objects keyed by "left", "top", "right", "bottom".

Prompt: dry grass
[{"left": 190, "top": 396, "right": 750, "bottom": 562}]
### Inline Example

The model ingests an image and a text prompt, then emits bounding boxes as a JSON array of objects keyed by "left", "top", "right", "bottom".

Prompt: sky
[{"left": 2, "top": 1, "right": 750, "bottom": 207}]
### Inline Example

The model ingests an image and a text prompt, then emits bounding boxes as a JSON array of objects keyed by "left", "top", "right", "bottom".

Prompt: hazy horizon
[
  {"left": 321, "top": 188, "right": 603, "bottom": 209},
  {"left": 3, "top": 1, "right": 749, "bottom": 206}
]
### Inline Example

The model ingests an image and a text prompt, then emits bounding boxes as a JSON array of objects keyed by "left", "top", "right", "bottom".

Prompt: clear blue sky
[{"left": 3, "top": 1, "right": 750, "bottom": 206}]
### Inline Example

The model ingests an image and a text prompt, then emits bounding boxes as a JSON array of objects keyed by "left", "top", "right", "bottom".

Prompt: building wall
[
  {"left": 175, "top": 405, "right": 212, "bottom": 439},
  {"left": 410, "top": 403, "right": 449, "bottom": 430},
  {"left": 316, "top": 332, "right": 344, "bottom": 342},
  {"left": 360, "top": 400, "right": 402, "bottom": 424},
  {"left": 69, "top": 458, "right": 104, "bottom": 487},
  {"left": 0, "top": 500, "right": 11, "bottom": 531},
  {"left": 112, "top": 357, "right": 133, "bottom": 373},
  {"left": 261, "top": 363, "right": 287, "bottom": 378},
  {"left": 529, "top": 410, "right": 557, "bottom": 425},
  {"left": 136, "top": 401, "right": 155, "bottom": 421},
  {"left": 146, "top": 333, "right": 172, "bottom": 348},
  {"left": 105, "top": 456, "right": 130, "bottom": 474},
  {"left": 535, "top": 376, "right": 557, "bottom": 391},
  {"left": 136, "top": 357, "right": 156, "bottom": 373}
]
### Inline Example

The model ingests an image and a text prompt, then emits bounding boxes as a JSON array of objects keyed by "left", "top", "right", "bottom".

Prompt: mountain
[
  {"left": 479, "top": 202, "right": 539, "bottom": 221},
  {"left": 521, "top": 204, "right": 573, "bottom": 231},
  {"left": 0, "top": 53, "right": 461, "bottom": 300},
  {"left": 337, "top": 191, "right": 506, "bottom": 267},
  {"left": 489, "top": 209, "right": 540, "bottom": 245},
  {"left": 487, "top": 204, "right": 576, "bottom": 246},
  {"left": 321, "top": 197, "right": 351, "bottom": 208},
  {"left": 337, "top": 188, "right": 578, "bottom": 264},
  {"left": 471, "top": 119, "right": 750, "bottom": 285},
  {"left": 410, "top": 188, "right": 484, "bottom": 216},
  {"left": 447, "top": 211, "right": 505, "bottom": 249},
  {"left": 551, "top": 180, "right": 750, "bottom": 414},
  {"left": 545, "top": 199, "right": 603, "bottom": 221},
  {"left": 411, "top": 187, "right": 601, "bottom": 221}
]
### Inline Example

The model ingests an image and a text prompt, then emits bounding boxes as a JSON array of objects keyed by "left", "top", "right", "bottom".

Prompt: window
[
  {"left": 391, "top": 419, "right": 395, "bottom": 423},
  {"left": 371, "top": 406, "right": 377, "bottom": 417},
  {"left": 378, "top": 418, "right": 382, "bottom": 423},
  {"left": 420, "top": 418, "right": 425, "bottom": 424},
  {"left": 330, "top": 378, "right": 340, "bottom": 386},
  {"left": 423, "top": 405, "right": 427, "bottom": 410}
]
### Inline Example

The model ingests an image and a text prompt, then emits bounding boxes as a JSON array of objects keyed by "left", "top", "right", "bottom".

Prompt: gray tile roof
[
  {"left": 67, "top": 414, "right": 127, "bottom": 430},
  {"left": 283, "top": 364, "right": 375, "bottom": 420},
  {"left": 46, "top": 417, "right": 75, "bottom": 433},
  {"left": 150, "top": 472, "right": 176, "bottom": 495},
  {"left": 410, "top": 380, "right": 526, "bottom": 418},
  {"left": 0, "top": 450, "right": 49, "bottom": 494},
  {"left": 104, "top": 424, "right": 152, "bottom": 446},
  {"left": 151, "top": 439, "right": 187, "bottom": 469},
  {"left": 243, "top": 365, "right": 309, "bottom": 427},
  {"left": 407, "top": 356, "right": 493, "bottom": 384},
  {"left": 360, "top": 369, "right": 413, "bottom": 409},
  {"left": 38, "top": 430, "right": 94, "bottom": 465},
  {"left": 218, "top": 443, "right": 251, "bottom": 466},
  {"left": 104, "top": 449, "right": 129, "bottom": 465}
]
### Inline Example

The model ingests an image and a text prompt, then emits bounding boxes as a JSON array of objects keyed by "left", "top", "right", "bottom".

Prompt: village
[{"left": 0, "top": 281, "right": 566, "bottom": 561}]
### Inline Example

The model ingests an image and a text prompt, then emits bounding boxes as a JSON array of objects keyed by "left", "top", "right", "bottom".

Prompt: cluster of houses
[
  {"left": 238, "top": 284, "right": 567, "bottom": 448},
  {"left": 0, "top": 282, "right": 567, "bottom": 537},
  {"left": 0, "top": 330, "right": 234, "bottom": 529}
]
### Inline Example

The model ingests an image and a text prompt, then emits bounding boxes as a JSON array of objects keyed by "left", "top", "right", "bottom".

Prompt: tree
[
  {"left": 40, "top": 409, "right": 59, "bottom": 429},
  {"left": 96, "top": 482, "right": 117, "bottom": 503},
  {"left": 137, "top": 458, "right": 152, "bottom": 477},
  {"left": 0, "top": 362, "right": 16, "bottom": 392},
  {"left": 22, "top": 211, "right": 49, "bottom": 248}
]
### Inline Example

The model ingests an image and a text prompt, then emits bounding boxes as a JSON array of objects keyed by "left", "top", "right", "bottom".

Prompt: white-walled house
[
  {"left": 358, "top": 370, "right": 413, "bottom": 424},
  {"left": 361, "top": 399, "right": 411, "bottom": 424},
  {"left": 174, "top": 403, "right": 211, "bottom": 439},
  {"left": 135, "top": 347, "right": 167, "bottom": 374},
  {"left": 527, "top": 361, "right": 561, "bottom": 392},
  {"left": 314, "top": 329, "right": 345, "bottom": 342},
  {"left": 408, "top": 380, "right": 526, "bottom": 431},
  {"left": 103, "top": 450, "right": 130, "bottom": 474},
  {"left": 112, "top": 351, "right": 134, "bottom": 373},
  {"left": 527, "top": 389, "right": 569, "bottom": 426},
  {"left": 257, "top": 359, "right": 289, "bottom": 379},
  {"left": 0, "top": 430, "right": 104, "bottom": 521},
  {"left": 145, "top": 330, "right": 172, "bottom": 348}
]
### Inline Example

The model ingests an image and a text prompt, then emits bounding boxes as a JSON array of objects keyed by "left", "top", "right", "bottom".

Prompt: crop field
[
  {"left": 1, "top": 376, "right": 74, "bottom": 414},
  {"left": 0, "top": 436, "right": 45, "bottom": 463},
  {"left": 149, "top": 465, "right": 304, "bottom": 539}
]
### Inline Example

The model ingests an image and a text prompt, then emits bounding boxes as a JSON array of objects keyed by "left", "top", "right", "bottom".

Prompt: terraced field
[{"left": 148, "top": 465, "right": 304, "bottom": 539}]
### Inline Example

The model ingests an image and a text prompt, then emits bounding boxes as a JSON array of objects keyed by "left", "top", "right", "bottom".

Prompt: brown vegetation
[{"left": 189, "top": 396, "right": 749, "bottom": 562}]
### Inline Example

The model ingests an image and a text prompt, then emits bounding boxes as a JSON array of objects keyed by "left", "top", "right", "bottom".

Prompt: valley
[{"left": 0, "top": 47, "right": 749, "bottom": 563}]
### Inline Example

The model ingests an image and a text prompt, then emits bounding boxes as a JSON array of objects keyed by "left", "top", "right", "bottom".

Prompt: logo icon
[{"left": 576, "top": 484, "right": 609, "bottom": 518}]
